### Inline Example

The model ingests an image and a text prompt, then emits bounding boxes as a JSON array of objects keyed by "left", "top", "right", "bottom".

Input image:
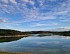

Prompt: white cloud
[
  {"left": 0, "top": 0, "right": 70, "bottom": 23},
  {"left": 56, "top": 11, "right": 69, "bottom": 15},
  {"left": 1, "top": 0, "right": 9, "bottom": 4},
  {"left": 22, "top": 8, "right": 56, "bottom": 22},
  {"left": 21, "top": 0, "right": 34, "bottom": 5},
  {"left": 49, "top": 0, "right": 57, "bottom": 2},
  {"left": 31, "top": 23, "right": 58, "bottom": 27},
  {"left": 21, "top": 0, "right": 29, "bottom": 2},
  {"left": 32, "top": 23, "right": 47, "bottom": 26},
  {"left": 50, "top": 27, "right": 70, "bottom": 31},
  {"left": 0, "top": 19, "right": 4, "bottom": 23},
  {"left": 0, "top": 18, "right": 8, "bottom": 23},
  {"left": 10, "top": 0, "right": 17, "bottom": 4},
  {"left": 60, "top": 18, "right": 70, "bottom": 22}
]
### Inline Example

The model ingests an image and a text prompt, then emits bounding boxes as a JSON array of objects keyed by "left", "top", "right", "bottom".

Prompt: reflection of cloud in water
[
  {"left": 30, "top": 40, "right": 63, "bottom": 46},
  {"left": 0, "top": 49, "right": 6, "bottom": 52},
  {"left": 0, "top": 36, "right": 70, "bottom": 53},
  {"left": 65, "top": 36, "right": 70, "bottom": 39},
  {"left": 62, "top": 45, "right": 70, "bottom": 48},
  {"left": 42, "top": 49, "right": 60, "bottom": 52}
]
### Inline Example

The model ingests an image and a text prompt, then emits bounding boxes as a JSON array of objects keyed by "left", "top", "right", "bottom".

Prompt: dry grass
[{"left": 0, "top": 52, "right": 32, "bottom": 54}]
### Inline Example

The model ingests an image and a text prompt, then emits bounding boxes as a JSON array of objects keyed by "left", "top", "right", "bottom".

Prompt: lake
[{"left": 0, "top": 35, "right": 70, "bottom": 54}]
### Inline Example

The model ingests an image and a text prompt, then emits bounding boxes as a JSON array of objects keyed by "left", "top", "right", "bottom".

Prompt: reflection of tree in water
[{"left": 0, "top": 37, "right": 24, "bottom": 43}]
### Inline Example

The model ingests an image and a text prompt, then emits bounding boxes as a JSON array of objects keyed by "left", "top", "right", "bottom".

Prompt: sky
[{"left": 0, "top": 0, "right": 70, "bottom": 31}]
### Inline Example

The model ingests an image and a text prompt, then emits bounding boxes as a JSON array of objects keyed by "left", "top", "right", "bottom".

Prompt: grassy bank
[{"left": 0, "top": 52, "right": 32, "bottom": 54}]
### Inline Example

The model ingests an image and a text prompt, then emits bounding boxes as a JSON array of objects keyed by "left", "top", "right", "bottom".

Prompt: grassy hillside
[{"left": 0, "top": 29, "right": 30, "bottom": 36}]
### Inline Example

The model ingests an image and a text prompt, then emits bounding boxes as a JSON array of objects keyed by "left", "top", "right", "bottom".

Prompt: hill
[
  {"left": 28, "top": 31, "right": 70, "bottom": 36},
  {"left": 0, "top": 29, "right": 70, "bottom": 36},
  {"left": 0, "top": 29, "right": 30, "bottom": 36}
]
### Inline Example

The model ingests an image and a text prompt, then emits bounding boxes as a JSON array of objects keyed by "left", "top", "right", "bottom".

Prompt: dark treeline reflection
[{"left": 0, "top": 37, "right": 23, "bottom": 43}]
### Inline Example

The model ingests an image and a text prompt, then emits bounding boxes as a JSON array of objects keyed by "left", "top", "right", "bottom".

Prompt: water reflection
[
  {"left": 0, "top": 35, "right": 70, "bottom": 54},
  {"left": 0, "top": 37, "right": 23, "bottom": 43}
]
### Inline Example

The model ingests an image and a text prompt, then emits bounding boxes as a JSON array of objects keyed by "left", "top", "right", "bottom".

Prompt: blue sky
[{"left": 0, "top": 0, "right": 70, "bottom": 31}]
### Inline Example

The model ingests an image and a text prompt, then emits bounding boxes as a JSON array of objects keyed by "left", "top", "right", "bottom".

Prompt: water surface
[{"left": 0, "top": 35, "right": 70, "bottom": 54}]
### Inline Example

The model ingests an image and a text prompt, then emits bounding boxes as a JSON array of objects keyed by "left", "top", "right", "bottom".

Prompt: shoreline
[
  {"left": 0, "top": 35, "right": 31, "bottom": 38},
  {"left": 0, "top": 51, "right": 32, "bottom": 54}
]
